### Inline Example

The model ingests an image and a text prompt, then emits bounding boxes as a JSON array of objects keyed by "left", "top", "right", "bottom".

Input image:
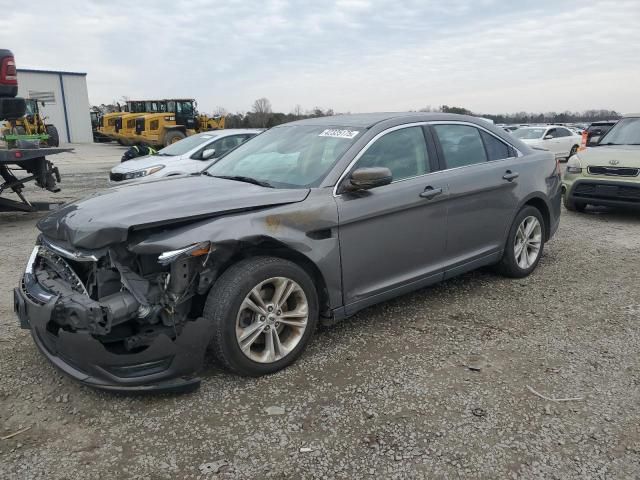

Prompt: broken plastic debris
[
  {"left": 198, "top": 460, "right": 229, "bottom": 475},
  {"left": 265, "top": 406, "right": 286, "bottom": 415},
  {"left": 465, "top": 354, "right": 487, "bottom": 371}
]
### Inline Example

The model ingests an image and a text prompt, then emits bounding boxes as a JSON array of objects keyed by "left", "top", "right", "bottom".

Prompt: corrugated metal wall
[{"left": 16, "top": 70, "right": 93, "bottom": 143}]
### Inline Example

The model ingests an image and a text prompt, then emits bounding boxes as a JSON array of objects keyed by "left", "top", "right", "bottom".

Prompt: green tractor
[{"left": 2, "top": 98, "right": 59, "bottom": 148}]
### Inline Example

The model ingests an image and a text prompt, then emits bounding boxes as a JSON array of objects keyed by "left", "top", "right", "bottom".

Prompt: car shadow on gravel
[
  {"left": 576, "top": 205, "right": 640, "bottom": 223},
  {"left": 0, "top": 211, "right": 48, "bottom": 225}
]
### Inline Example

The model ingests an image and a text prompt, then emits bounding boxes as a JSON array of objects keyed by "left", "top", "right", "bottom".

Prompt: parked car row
[{"left": 15, "top": 112, "right": 562, "bottom": 391}]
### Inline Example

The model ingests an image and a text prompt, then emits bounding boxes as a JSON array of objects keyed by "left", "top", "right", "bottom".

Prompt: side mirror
[
  {"left": 346, "top": 167, "right": 392, "bottom": 191},
  {"left": 201, "top": 148, "right": 216, "bottom": 160},
  {"left": 543, "top": 135, "right": 553, "bottom": 140}
]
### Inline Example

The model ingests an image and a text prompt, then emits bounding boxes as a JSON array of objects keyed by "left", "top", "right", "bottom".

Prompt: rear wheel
[
  {"left": 164, "top": 130, "right": 186, "bottom": 146},
  {"left": 204, "top": 257, "right": 319, "bottom": 376},
  {"left": 566, "top": 144, "right": 579, "bottom": 160},
  {"left": 497, "top": 206, "right": 545, "bottom": 278},
  {"left": 46, "top": 125, "right": 59, "bottom": 147}
]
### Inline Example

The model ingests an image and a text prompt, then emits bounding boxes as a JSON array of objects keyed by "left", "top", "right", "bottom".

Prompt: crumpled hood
[
  {"left": 575, "top": 145, "right": 640, "bottom": 167},
  {"left": 38, "top": 175, "right": 310, "bottom": 249}
]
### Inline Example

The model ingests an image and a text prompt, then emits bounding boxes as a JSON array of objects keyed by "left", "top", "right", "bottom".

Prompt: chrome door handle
[
  {"left": 419, "top": 186, "right": 443, "bottom": 199},
  {"left": 502, "top": 171, "right": 519, "bottom": 181}
]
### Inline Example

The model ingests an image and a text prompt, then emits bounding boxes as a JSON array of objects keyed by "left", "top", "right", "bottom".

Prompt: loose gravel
[{"left": 1, "top": 145, "right": 639, "bottom": 479}]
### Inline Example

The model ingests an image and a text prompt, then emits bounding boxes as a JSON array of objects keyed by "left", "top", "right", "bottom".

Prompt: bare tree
[
  {"left": 252, "top": 97, "right": 272, "bottom": 127},
  {"left": 292, "top": 104, "right": 303, "bottom": 118},
  {"left": 213, "top": 106, "right": 228, "bottom": 117}
]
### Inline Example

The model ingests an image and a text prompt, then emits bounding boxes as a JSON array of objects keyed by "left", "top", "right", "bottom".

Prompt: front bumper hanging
[{"left": 14, "top": 245, "right": 210, "bottom": 393}]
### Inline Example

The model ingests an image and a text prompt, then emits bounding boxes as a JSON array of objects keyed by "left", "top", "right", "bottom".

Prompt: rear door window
[{"left": 433, "top": 124, "right": 487, "bottom": 168}]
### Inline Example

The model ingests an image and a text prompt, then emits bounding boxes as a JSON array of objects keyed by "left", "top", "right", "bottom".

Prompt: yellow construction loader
[{"left": 132, "top": 99, "right": 225, "bottom": 147}]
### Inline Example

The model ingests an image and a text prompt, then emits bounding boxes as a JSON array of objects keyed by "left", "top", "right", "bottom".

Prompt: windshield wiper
[{"left": 208, "top": 174, "right": 274, "bottom": 188}]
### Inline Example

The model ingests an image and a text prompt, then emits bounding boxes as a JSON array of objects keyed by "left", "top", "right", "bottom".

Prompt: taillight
[
  {"left": 1, "top": 56, "right": 17, "bottom": 85},
  {"left": 579, "top": 131, "right": 587, "bottom": 151}
]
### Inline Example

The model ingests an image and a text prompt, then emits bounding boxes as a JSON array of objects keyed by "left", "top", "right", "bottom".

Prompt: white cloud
[{"left": 2, "top": 0, "right": 639, "bottom": 114}]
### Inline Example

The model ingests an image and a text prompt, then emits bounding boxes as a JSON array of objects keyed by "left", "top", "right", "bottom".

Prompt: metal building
[{"left": 16, "top": 68, "right": 93, "bottom": 143}]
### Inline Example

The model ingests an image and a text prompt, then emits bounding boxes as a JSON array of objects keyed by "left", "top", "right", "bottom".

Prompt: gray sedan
[{"left": 16, "top": 112, "right": 561, "bottom": 391}]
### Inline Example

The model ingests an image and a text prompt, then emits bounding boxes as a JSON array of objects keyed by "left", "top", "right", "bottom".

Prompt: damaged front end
[{"left": 14, "top": 236, "right": 212, "bottom": 392}]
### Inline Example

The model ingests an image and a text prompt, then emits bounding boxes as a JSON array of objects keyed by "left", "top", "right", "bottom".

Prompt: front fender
[{"left": 128, "top": 190, "right": 343, "bottom": 311}]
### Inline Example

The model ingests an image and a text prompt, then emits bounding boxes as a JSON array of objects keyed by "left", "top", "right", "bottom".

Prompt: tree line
[
  {"left": 92, "top": 97, "right": 622, "bottom": 128},
  {"left": 420, "top": 105, "right": 621, "bottom": 124},
  {"left": 220, "top": 98, "right": 336, "bottom": 129}
]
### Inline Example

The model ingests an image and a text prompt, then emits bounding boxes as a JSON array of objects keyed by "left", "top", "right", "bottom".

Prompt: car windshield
[
  {"left": 599, "top": 118, "right": 640, "bottom": 145},
  {"left": 513, "top": 128, "right": 546, "bottom": 139},
  {"left": 205, "top": 125, "right": 361, "bottom": 188},
  {"left": 157, "top": 134, "right": 220, "bottom": 156}
]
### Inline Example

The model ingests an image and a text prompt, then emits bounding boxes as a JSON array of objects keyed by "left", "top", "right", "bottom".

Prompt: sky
[{"left": 1, "top": 0, "right": 639, "bottom": 115}]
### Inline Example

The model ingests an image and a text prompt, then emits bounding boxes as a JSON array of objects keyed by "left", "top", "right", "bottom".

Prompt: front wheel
[
  {"left": 46, "top": 125, "right": 59, "bottom": 147},
  {"left": 497, "top": 206, "right": 545, "bottom": 278},
  {"left": 563, "top": 193, "right": 586, "bottom": 212},
  {"left": 565, "top": 144, "right": 579, "bottom": 161},
  {"left": 204, "top": 257, "right": 319, "bottom": 376},
  {"left": 164, "top": 130, "right": 186, "bottom": 146}
]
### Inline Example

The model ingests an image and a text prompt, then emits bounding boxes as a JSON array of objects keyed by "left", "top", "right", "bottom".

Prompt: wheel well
[
  {"left": 524, "top": 197, "right": 551, "bottom": 241},
  {"left": 213, "top": 242, "right": 331, "bottom": 317}
]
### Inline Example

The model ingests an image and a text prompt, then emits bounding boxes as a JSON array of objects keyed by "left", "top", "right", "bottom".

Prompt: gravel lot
[{"left": 1, "top": 144, "right": 639, "bottom": 479}]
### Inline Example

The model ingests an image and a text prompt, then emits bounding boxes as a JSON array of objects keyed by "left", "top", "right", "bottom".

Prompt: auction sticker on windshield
[{"left": 318, "top": 129, "right": 360, "bottom": 139}]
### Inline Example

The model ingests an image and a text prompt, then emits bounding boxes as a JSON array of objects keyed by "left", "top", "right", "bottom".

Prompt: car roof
[{"left": 280, "top": 112, "right": 495, "bottom": 129}]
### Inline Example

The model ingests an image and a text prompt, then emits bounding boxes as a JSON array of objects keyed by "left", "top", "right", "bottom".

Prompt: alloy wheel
[
  {"left": 514, "top": 216, "right": 542, "bottom": 269},
  {"left": 235, "top": 277, "right": 309, "bottom": 363}
]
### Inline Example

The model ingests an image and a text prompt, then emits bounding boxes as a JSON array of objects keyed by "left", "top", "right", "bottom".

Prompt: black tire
[
  {"left": 204, "top": 256, "right": 319, "bottom": 376},
  {"left": 563, "top": 193, "right": 586, "bottom": 212},
  {"left": 164, "top": 130, "right": 186, "bottom": 146},
  {"left": 562, "top": 144, "right": 579, "bottom": 162},
  {"left": 46, "top": 125, "right": 59, "bottom": 147},
  {"left": 497, "top": 205, "right": 545, "bottom": 278},
  {"left": 570, "top": 144, "right": 578, "bottom": 156}
]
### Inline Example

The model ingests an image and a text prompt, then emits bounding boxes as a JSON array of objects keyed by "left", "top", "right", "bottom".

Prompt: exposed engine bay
[{"left": 25, "top": 236, "right": 215, "bottom": 355}]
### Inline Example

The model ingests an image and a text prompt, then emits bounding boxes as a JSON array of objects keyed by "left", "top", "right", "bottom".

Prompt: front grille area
[
  {"left": 574, "top": 182, "right": 640, "bottom": 202},
  {"left": 110, "top": 172, "right": 124, "bottom": 182},
  {"left": 587, "top": 166, "right": 639, "bottom": 177}
]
